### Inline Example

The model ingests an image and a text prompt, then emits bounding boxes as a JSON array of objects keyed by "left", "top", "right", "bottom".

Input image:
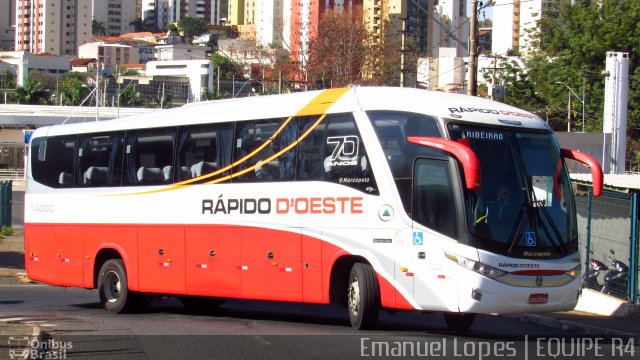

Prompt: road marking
[{"left": 253, "top": 336, "right": 271, "bottom": 346}]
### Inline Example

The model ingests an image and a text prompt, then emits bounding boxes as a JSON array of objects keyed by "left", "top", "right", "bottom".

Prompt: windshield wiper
[{"left": 506, "top": 201, "right": 529, "bottom": 254}]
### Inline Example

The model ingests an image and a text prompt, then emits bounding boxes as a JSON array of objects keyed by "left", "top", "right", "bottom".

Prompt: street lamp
[{"left": 556, "top": 80, "right": 586, "bottom": 132}]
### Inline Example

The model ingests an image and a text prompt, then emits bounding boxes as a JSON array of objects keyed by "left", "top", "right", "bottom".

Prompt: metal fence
[{"left": 576, "top": 188, "right": 638, "bottom": 303}]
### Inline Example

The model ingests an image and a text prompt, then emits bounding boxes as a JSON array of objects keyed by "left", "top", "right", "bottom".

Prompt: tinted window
[
  {"left": 413, "top": 158, "right": 457, "bottom": 238},
  {"left": 76, "top": 132, "right": 124, "bottom": 187},
  {"left": 233, "top": 117, "right": 297, "bottom": 182},
  {"left": 297, "top": 113, "right": 378, "bottom": 194},
  {"left": 176, "top": 123, "right": 234, "bottom": 182},
  {"left": 123, "top": 128, "right": 176, "bottom": 185},
  {"left": 368, "top": 111, "right": 441, "bottom": 212},
  {"left": 31, "top": 135, "right": 76, "bottom": 188}
]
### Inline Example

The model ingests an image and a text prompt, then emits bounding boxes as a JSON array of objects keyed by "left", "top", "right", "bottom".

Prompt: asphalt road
[{"left": 3, "top": 284, "right": 635, "bottom": 360}]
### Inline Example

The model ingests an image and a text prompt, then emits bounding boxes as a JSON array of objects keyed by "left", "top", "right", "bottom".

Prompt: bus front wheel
[
  {"left": 347, "top": 263, "right": 380, "bottom": 330},
  {"left": 443, "top": 312, "right": 476, "bottom": 332},
  {"left": 98, "top": 259, "right": 145, "bottom": 313}
]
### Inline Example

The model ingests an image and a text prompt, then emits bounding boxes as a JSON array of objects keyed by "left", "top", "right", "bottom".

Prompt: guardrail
[{"left": 0, "top": 169, "right": 25, "bottom": 180}]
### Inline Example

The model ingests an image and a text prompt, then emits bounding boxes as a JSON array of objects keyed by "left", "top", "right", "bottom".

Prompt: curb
[{"left": 502, "top": 313, "right": 639, "bottom": 340}]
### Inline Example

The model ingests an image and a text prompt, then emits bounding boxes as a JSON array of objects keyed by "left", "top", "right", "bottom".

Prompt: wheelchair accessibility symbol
[
  {"left": 525, "top": 232, "right": 537, "bottom": 247},
  {"left": 413, "top": 232, "right": 424, "bottom": 245}
]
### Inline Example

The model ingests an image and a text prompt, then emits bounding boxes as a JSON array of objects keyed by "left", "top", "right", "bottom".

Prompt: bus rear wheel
[
  {"left": 347, "top": 263, "right": 380, "bottom": 330},
  {"left": 98, "top": 259, "right": 146, "bottom": 313},
  {"left": 443, "top": 312, "right": 476, "bottom": 332}
]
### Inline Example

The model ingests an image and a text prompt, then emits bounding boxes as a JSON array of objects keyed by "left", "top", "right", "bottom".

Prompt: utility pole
[
  {"left": 400, "top": 18, "right": 406, "bottom": 87},
  {"left": 467, "top": 0, "right": 478, "bottom": 96}
]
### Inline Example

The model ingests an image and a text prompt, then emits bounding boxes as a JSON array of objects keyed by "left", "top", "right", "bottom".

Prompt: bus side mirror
[
  {"left": 561, "top": 148, "right": 603, "bottom": 197},
  {"left": 407, "top": 136, "right": 481, "bottom": 191}
]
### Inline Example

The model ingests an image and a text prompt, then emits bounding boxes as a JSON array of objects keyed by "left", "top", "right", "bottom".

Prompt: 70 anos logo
[{"left": 327, "top": 136, "right": 359, "bottom": 166}]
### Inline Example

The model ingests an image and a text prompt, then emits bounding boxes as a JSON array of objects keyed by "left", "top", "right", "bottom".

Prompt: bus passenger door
[
  {"left": 185, "top": 226, "right": 240, "bottom": 298},
  {"left": 138, "top": 226, "right": 185, "bottom": 295},
  {"left": 239, "top": 227, "right": 302, "bottom": 302},
  {"left": 24, "top": 225, "right": 57, "bottom": 285},
  {"left": 54, "top": 225, "right": 85, "bottom": 287}
]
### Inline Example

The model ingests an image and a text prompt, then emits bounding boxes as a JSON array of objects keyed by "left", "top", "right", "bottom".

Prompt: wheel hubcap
[
  {"left": 348, "top": 278, "right": 360, "bottom": 315},
  {"left": 104, "top": 271, "right": 121, "bottom": 303}
]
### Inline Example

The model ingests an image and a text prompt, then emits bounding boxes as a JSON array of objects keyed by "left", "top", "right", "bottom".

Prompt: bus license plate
[{"left": 528, "top": 293, "right": 548, "bottom": 304}]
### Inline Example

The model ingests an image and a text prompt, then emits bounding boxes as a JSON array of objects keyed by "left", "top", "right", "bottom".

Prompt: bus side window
[
  {"left": 123, "top": 128, "right": 176, "bottom": 186},
  {"left": 176, "top": 123, "right": 234, "bottom": 182},
  {"left": 233, "top": 118, "right": 297, "bottom": 182},
  {"left": 413, "top": 158, "right": 457, "bottom": 238},
  {"left": 31, "top": 135, "right": 76, "bottom": 188},
  {"left": 76, "top": 133, "right": 124, "bottom": 187},
  {"left": 297, "top": 113, "right": 378, "bottom": 195}
]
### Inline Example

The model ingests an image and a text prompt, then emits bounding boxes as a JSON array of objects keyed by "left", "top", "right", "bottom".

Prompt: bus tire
[
  {"left": 443, "top": 312, "right": 475, "bottom": 332},
  {"left": 179, "top": 296, "right": 226, "bottom": 313},
  {"left": 347, "top": 263, "right": 380, "bottom": 330},
  {"left": 98, "top": 259, "right": 134, "bottom": 313}
]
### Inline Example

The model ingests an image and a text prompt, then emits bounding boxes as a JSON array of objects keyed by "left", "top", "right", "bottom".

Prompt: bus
[{"left": 24, "top": 87, "right": 602, "bottom": 330}]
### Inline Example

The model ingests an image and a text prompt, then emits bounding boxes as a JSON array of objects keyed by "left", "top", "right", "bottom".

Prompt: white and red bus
[{"left": 25, "top": 87, "right": 602, "bottom": 330}]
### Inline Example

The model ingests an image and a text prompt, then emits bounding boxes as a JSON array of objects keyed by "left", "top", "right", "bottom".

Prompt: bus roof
[{"left": 38, "top": 87, "right": 549, "bottom": 138}]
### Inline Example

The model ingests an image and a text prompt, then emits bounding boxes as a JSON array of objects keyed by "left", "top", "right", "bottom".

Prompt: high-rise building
[
  {"left": 93, "top": 0, "right": 137, "bottom": 36},
  {"left": 431, "top": 0, "right": 468, "bottom": 57},
  {"left": 169, "top": 0, "right": 223, "bottom": 25},
  {"left": 15, "top": 0, "right": 93, "bottom": 56},
  {"left": 0, "top": 0, "right": 15, "bottom": 50},
  {"left": 492, "top": 0, "right": 555, "bottom": 55}
]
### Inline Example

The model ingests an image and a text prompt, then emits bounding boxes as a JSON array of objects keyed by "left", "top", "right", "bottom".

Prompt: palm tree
[
  {"left": 130, "top": 18, "right": 147, "bottom": 32},
  {"left": 92, "top": 20, "right": 107, "bottom": 36}
]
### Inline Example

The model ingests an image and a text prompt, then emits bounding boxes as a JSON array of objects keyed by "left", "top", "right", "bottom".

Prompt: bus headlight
[{"left": 445, "top": 252, "right": 507, "bottom": 279}]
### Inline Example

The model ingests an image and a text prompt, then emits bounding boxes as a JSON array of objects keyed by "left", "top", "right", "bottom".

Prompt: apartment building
[
  {"left": 0, "top": 0, "right": 16, "bottom": 50},
  {"left": 15, "top": 0, "right": 92, "bottom": 55},
  {"left": 93, "top": 0, "right": 137, "bottom": 36},
  {"left": 492, "top": 0, "right": 555, "bottom": 55}
]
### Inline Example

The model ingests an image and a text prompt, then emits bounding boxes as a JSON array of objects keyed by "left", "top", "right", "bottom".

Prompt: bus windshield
[{"left": 447, "top": 124, "right": 578, "bottom": 259}]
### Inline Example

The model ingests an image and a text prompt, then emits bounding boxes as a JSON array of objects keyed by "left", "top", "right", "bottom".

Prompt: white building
[
  {"left": 144, "top": 59, "right": 213, "bottom": 102},
  {"left": 153, "top": 44, "right": 208, "bottom": 61},
  {"left": 492, "top": 0, "right": 555, "bottom": 56},
  {"left": 15, "top": 0, "right": 93, "bottom": 56},
  {"left": 431, "top": 0, "right": 469, "bottom": 57},
  {"left": 255, "top": 0, "right": 283, "bottom": 47},
  {"left": 92, "top": 0, "right": 137, "bottom": 36},
  {"left": 78, "top": 42, "right": 139, "bottom": 71},
  {"left": 0, "top": 51, "right": 71, "bottom": 86}
]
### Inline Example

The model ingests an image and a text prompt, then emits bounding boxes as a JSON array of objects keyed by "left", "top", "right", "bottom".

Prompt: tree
[
  {"left": 130, "top": 18, "right": 147, "bottom": 32},
  {"left": 527, "top": 0, "right": 640, "bottom": 139},
  {"left": 306, "top": 7, "right": 371, "bottom": 88},
  {"left": 118, "top": 85, "right": 143, "bottom": 107},
  {"left": 92, "top": 20, "right": 107, "bottom": 36},
  {"left": 211, "top": 53, "right": 243, "bottom": 80},
  {"left": 2, "top": 69, "right": 16, "bottom": 89},
  {"left": 179, "top": 17, "right": 208, "bottom": 42},
  {"left": 14, "top": 78, "right": 49, "bottom": 104},
  {"left": 58, "top": 72, "right": 90, "bottom": 106}
]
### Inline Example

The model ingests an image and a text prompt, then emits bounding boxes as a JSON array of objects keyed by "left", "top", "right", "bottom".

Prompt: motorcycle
[
  {"left": 585, "top": 256, "right": 608, "bottom": 291},
  {"left": 601, "top": 249, "right": 629, "bottom": 300}
]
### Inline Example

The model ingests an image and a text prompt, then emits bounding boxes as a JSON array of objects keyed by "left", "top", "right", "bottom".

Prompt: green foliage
[
  {"left": 525, "top": 0, "right": 640, "bottom": 136},
  {"left": 58, "top": 72, "right": 90, "bottom": 105},
  {"left": 178, "top": 17, "right": 208, "bottom": 40},
  {"left": 211, "top": 53, "right": 244, "bottom": 80},
  {"left": 0, "top": 226, "right": 13, "bottom": 237},
  {"left": 2, "top": 69, "right": 16, "bottom": 89},
  {"left": 92, "top": 19, "right": 107, "bottom": 36},
  {"left": 14, "top": 78, "right": 50, "bottom": 105},
  {"left": 118, "top": 85, "right": 143, "bottom": 107}
]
